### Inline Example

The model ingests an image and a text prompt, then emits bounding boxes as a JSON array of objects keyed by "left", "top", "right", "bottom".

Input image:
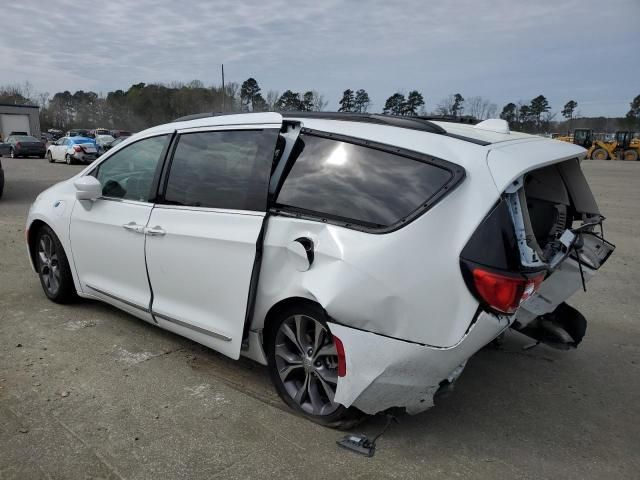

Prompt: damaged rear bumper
[{"left": 328, "top": 311, "right": 509, "bottom": 415}]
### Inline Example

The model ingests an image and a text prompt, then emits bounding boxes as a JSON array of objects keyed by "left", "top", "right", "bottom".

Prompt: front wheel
[
  {"left": 623, "top": 149, "right": 638, "bottom": 161},
  {"left": 9, "top": 148, "right": 16, "bottom": 159},
  {"left": 266, "top": 303, "right": 361, "bottom": 429},
  {"left": 35, "top": 226, "right": 76, "bottom": 303},
  {"left": 47, "top": 151, "right": 54, "bottom": 163},
  {"left": 591, "top": 148, "right": 608, "bottom": 160}
]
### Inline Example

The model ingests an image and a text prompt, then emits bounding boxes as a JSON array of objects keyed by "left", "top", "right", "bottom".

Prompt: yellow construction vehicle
[
  {"left": 591, "top": 131, "right": 639, "bottom": 161},
  {"left": 557, "top": 129, "right": 639, "bottom": 160}
]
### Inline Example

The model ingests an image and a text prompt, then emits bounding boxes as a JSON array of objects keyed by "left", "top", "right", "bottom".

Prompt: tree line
[{"left": 1, "top": 79, "right": 638, "bottom": 134}]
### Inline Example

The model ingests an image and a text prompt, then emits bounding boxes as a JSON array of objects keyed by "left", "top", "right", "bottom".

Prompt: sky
[{"left": 1, "top": 0, "right": 638, "bottom": 117}]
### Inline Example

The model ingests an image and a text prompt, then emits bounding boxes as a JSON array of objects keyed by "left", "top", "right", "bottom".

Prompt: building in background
[{"left": 0, "top": 103, "right": 41, "bottom": 141}]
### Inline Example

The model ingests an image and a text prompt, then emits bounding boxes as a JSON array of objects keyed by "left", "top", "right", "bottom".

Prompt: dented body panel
[
  {"left": 327, "top": 311, "right": 509, "bottom": 414},
  {"left": 26, "top": 112, "right": 614, "bottom": 419}
]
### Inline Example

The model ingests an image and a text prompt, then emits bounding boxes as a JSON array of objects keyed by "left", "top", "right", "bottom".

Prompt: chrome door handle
[
  {"left": 122, "top": 222, "right": 145, "bottom": 233},
  {"left": 145, "top": 226, "right": 166, "bottom": 236}
]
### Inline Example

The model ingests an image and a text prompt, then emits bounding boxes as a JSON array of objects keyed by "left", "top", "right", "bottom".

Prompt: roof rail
[
  {"left": 282, "top": 112, "right": 447, "bottom": 134},
  {"left": 171, "top": 111, "right": 447, "bottom": 135},
  {"left": 415, "top": 115, "right": 478, "bottom": 124}
]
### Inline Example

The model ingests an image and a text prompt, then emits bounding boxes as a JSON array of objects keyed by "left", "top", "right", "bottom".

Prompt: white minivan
[{"left": 26, "top": 112, "right": 614, "bottom": 427}]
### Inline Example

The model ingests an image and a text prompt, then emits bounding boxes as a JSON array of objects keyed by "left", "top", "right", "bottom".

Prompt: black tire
[
  {"left": 266, "top": 302, "right": 362, "bottom": 429},
  {"left": 34, "top": 225, "right": 76, "bottom": 303},
  {"left": 9, "top": 148, "right": 16, "bottom": 159},
  {"left": 47, "top": 151, "right": 54, "bottom": 163},
  {"left": 592, "top": 148, "right": 608, "bottom": 160},
  {"left": 65, "top": 154, "right": 73, "bottom": 165},
  {"left": 623, "top": 149, "right": 638, "bottom": 161}
]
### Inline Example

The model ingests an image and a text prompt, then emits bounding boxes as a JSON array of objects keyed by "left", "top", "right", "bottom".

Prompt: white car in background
[
  {"left": 46, "top": 136, "right": 98, "bottom": 164},
  {"left": 26, "top": 112, "right": 614, "bottom": 427},
  {"left": 94, "top": 134, "right": 115, "bottom": 156}
]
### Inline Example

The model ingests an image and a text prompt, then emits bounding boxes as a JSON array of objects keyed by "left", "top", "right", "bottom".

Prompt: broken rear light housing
[{"left": 471, "top": 268, "right": 544, "bottom": 314}]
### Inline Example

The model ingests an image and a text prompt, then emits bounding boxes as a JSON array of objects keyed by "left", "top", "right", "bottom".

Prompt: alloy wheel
[
  {"left": 38, "top": 234, "right": 60, "bottom": 295},
  {"left": 274, "top": 314, "right": 341, "bottom": 416},
  {"left": 10, "top": 149, "right": 15, "bottom": 158}
]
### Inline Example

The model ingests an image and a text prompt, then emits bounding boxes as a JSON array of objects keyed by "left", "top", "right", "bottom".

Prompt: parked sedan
[
  {"left": 95, "top": 134, "right": 115, "bottom": 156},
  {"left": 46, "top": 137, "right": 98, "bottom": 164},
  {"left": 26, "top": 112, "right": 614, "bottom": 427},
  {"left": 0, "top": 135, "right": 47, "bottom": 158}
]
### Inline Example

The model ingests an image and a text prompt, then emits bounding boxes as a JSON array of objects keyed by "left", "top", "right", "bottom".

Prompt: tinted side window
[
  {"left": 276, "top": 134, "right": 453, "bottom": 227},
  {"left": 95, "top": 135, "right": 169, "bottom": 202},
  {"left": 164, "top": 129, "right": 278, "bottom": 211}
]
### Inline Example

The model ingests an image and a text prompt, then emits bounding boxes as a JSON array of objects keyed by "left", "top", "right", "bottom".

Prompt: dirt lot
[{"left": 1, "top": 156, "right": 638, "bottom": 479}]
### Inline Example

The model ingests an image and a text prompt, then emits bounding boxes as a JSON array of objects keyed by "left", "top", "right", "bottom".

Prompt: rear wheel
[
  {"left": 623, "top": 149, "right": 638, "bottom": 161},
  {"left": 65, "top": 154, "right": 73, "bottom": 165},
  {"left": 47, "top": 151, "right": 54, "bottom": 163},
  {"left": 266, "top": 303, "right": 362, "bottom": 429},
  {"left": 9, "top": 148, "right": 16, "bottom": 159},
  {"left": 34, "top": 226, "right": 76, "bottom": 303},
  {"left": 591, "top": 148, "right": 608, "bottom": 160}
]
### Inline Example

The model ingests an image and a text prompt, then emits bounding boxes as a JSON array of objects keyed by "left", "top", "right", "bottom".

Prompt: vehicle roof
[{"left": 165, "top": 111, "right": 540, "bottom": 147}]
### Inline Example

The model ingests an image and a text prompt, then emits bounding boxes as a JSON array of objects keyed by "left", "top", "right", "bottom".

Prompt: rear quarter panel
[{"left": 253, "top": 125, "right": 502, "bottom": 348}]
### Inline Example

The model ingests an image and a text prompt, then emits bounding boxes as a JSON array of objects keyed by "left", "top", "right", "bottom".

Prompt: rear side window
[
  {"left": 276, "top": 134, "right": 453, "bottom": 228},
  {"left": 164, "top": 129, "right": 278, "bottom": 211}
]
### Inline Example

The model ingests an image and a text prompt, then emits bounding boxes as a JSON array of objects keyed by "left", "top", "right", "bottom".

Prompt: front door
[
  {"left": 69, "top": 134, "right": 170, "bottom": 318},
  {"left": 145, "top": 122, "right": 281, "bottom": 359}
]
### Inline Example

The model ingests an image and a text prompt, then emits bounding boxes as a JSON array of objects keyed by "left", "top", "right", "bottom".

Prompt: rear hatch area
[{"left": 461, "top": 146, "right": 614, "bottom": 349}]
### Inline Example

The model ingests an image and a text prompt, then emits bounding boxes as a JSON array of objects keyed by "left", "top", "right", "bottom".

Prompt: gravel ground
[{"left": 0, "top": 156, "right": 638, "bottom": 479}]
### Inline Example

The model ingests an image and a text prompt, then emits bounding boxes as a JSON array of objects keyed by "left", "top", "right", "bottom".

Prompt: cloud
[{"left": 1, "top": 0, "right": 638, "bottom": 116}]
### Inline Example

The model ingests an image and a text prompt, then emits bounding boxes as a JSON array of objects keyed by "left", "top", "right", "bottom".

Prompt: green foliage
[
  {"left": 383, "top": 93, "right": 406, "bottom": 115},
  {"left": 338, "top": 89, "right": 355, "bottom": 112},
  {"left": 403, "top": 90, "right": 424, "bottom": 116},
  {"left": 4, "top": 76, "right": 632, "bottom": 135},
  {"left": 353, "top": 89, "right": 370, "bottom": 113},
  {"left": 500, "top": 102, "right": 518, "bottom": 128},
  {"left": 452, "top": 93, "right": 464, "bottom": 117},
  {"left": 240, "top": 78, "right": 262, "bottom": 112},
  {"left": 625, "top": 94, "right": 640, "bottom": 129},
  {"left": 562, "top": 100, "right": 578, "bottom": 120},
  {"left": 275, "top": 90, "right": 304, "bottom": 111},
  {"left": 382, "top": 90, "right": 425, "bottom": 116}
]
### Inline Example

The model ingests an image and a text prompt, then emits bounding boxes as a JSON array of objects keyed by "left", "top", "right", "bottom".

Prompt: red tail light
[
  {"left": 15, "top": 142, "right": 22, "bottom": 148},
  {"left": 73, "top": 145, "right": 82, "bottom": 152},
  {"left": 333, "top": 336, "right": 346, "bottom": 377},
  {"left": 472, "top": 268, "right": 545, "bottom": 314}
]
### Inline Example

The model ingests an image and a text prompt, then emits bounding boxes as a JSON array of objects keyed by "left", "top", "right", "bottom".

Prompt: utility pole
[{"left": 221, "top": 64, "right": 225, "bottom": 113}]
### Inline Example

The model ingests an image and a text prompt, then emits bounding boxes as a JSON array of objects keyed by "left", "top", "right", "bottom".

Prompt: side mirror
[{"left": 74, "top": 176, "right": 102, "bottom": 201}]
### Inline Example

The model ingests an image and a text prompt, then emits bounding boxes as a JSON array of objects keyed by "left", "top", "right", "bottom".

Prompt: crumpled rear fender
[{"left": 327, "top": 310, "right": 509, "bottom": 414}]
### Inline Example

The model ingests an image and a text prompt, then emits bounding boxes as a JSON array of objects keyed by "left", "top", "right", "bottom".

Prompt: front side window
[
  {"left": 276, "top": 134, "right": 453, "bottom": 228},
  {"left": 94, "top": 135, "right": 169, "bottom": 201},
  {"left": 163, "top": 129, "right": 278, "bottom": 211}
]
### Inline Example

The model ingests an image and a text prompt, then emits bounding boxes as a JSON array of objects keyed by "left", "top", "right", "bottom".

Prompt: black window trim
[
  {"left": 87, "top": 132, "right": 174, "bottom": 204},
  {"left": 271, "top": 128, "right": 466, "bottom": 234},
  {"left": 156, "top": 127, "right": 280, "bottom": 213}
]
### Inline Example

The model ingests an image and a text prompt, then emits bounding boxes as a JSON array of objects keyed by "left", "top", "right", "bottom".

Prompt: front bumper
[{"left": 328, "top": 311, "right": 509, "bottom": 415}]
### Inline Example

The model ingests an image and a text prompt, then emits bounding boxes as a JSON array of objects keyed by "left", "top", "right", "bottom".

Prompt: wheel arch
[
  {"left": 27, "top": 219, "right": 48, "bottom": 271},
  {"left": 260, "top": 296, "right": 326, "bottom": 351}
]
